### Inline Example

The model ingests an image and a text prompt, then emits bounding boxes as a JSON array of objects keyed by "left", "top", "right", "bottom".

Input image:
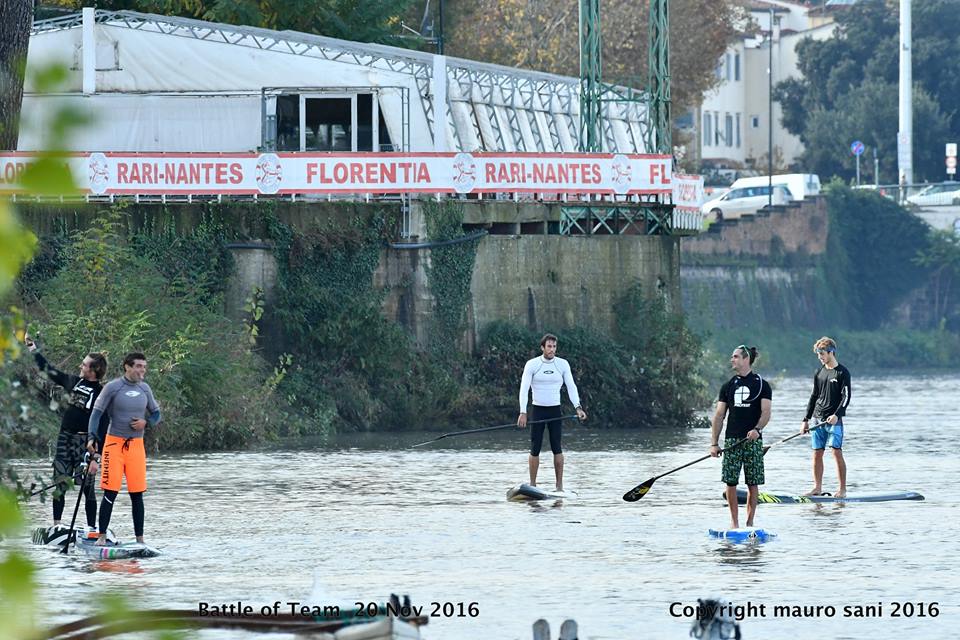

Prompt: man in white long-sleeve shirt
[{"left": 517, "top": 333, "right": 587, "bottom": 491}]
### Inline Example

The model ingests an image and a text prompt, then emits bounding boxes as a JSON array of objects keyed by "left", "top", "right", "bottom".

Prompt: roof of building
[{"left": 26, "top": 10, "right": 653, "bottom": 154}]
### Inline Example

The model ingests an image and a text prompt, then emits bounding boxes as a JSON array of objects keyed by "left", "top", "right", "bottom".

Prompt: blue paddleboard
[{"left": 708, "top": 527, "right": 776, "bottom": 542}]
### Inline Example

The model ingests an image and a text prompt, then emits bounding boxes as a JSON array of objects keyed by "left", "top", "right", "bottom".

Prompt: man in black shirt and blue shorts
[
  {"left": 801, "top": 336, "right": 852, "bottom": 497},
  {"left": 710, "top": 345, "right": 772, "bottom": 529}
]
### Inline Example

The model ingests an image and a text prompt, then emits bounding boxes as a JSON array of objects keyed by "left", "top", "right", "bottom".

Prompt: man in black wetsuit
[
  {"left": 28, "top": 335, "right": 109, "bottom": 534},
  {"left": 801, "top": 336, "right": 852, "bottom": 498}
]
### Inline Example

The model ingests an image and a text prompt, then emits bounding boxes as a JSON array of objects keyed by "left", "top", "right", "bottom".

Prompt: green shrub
[{"left": 21, "top": 210, "right": 292, "bottom": 451}]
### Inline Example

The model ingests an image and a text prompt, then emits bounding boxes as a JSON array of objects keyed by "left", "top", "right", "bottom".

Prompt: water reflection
[{"left": 713, "top": 541, "right": 769, "bottom": 567}]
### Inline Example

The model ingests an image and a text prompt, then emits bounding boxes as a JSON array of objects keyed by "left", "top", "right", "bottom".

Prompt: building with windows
[
  {"left": 694, "top": 0, "right": 839, "bottom": 177},
  {"left": 20, "top": 9, "right": 653, "bottom": 156}
]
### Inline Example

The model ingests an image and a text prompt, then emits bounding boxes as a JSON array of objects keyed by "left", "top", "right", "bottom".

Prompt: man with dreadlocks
[{"left": 710, "top": 344, "right": 772, "bottom": 529}]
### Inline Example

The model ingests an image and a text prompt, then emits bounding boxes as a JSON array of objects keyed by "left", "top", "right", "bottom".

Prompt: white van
[{"left": 729, "top": 174, "right": 821, "bottom": 201}]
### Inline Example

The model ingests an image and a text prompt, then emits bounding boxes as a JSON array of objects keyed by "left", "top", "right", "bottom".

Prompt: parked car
[
  {"left": 906, "top": 182, "right": 960, "bottom": 206},
  {"left": 701, "top": 184, "right": 793, "bottom": 221}
]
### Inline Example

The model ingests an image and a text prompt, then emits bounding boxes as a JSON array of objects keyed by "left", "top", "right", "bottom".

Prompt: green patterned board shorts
[{"left": 722, "top": 437, "right": 765, "bottom": 486}]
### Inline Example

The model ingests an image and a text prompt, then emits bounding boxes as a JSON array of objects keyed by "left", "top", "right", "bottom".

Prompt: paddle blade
[{"left": 622, "top": 478, "right": 655, "bottom": 502}]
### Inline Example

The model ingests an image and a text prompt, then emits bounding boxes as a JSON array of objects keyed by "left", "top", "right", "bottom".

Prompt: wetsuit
[
  {"left": 34, "top": 352, "right": 108, "bottom": 528},
  {"left": 804, "top": 363, "right": 851, "bottom": 449},
  {"left": 88, "top": 376, "right": 160, "bottom": 539},
  {"left": 519, "top": 356, "right": 581, "bottom": 455}
]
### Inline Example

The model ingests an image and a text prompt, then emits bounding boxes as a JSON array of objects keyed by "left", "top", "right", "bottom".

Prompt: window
[
  {"left": 304, "top": 97, "right": 353, "bottom": 151},
  {"left": 725, "top": 114, "right": 733, "bottom": 147},
  {"left": 736, "top": 113, "right": 742, "bottom": 148},
  {"left": 716, "top": 60, "right": 723, "bottom": 80},
  {"left": 714, "top": 112, "right": 720, "bottom": 146},
  {"left": 751, "top": 115, "right": 760, "bottom": 129},
  {"left": 276, "top": 95, "right": 300, "bottom": 151},
  {"left": 271, "top": 91, "right": 390, "bottom": 152},
  {"left": 726, "top": 54, "right": 732, "bottom": 81},
  {"left": 734, "top": 54, "right": 741, "bottom": 81},
  {"left": 703, "top": 113, "right": 712, "bottom": 147}
]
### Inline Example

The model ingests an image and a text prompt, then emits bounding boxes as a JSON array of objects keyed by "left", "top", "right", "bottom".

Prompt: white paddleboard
[{"left": 506, "top": 483, "right": 576, "bottom": 501}]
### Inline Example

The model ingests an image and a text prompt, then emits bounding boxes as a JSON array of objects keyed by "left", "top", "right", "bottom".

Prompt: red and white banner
[
  {"left": 673, "top": 173, "right": 705, "bottom": 212},
  {"left": 0, "top": 152, "right": 674, "bottom": 197}
]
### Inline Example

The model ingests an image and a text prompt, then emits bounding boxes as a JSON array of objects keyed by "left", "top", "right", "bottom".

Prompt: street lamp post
[{"left": 768, "top": 8, "right": 774, "bottom": 210}]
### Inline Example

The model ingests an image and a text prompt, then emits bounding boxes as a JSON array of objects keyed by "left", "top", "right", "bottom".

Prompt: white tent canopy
[{"left": 21, "top": 10, "right": 652, "bottom": 155}]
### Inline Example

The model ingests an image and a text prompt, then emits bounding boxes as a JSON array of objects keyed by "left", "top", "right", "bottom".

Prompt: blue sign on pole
[{"left": 850, "top": 140, "right": 865, "bottom": 156}]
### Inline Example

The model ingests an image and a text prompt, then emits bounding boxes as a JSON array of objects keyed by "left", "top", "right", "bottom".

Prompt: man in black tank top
[
  {"left": 801, "top": 336, "right": 852, "bottom": 498},
  {"left": 710, "top": 345, "right": 772, "bottom": 529}
]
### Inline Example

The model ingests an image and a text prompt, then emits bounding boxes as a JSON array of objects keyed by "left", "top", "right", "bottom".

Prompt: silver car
[{"left": 906, "top": 182, "right": 960, "bottom": 206}]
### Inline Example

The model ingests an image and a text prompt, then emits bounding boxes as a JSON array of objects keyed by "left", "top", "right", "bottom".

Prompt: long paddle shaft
[
  {"left": 26, "top": 469, "right": 85, "bottom": 498},
  {"left": 762, "top": 422, "right": 828, "bottom": 456},
  {"left": 411, "top": 414, "right": 578, "bottom": 448},
  {"left": 623, "top": 422, "right": 832, "bottom": 501},
  {"left": 61, "top": 454, "right": 92, "bottom": 554},
  {"left": 622, "top": 438, "right": 749, "bottom": 502}
]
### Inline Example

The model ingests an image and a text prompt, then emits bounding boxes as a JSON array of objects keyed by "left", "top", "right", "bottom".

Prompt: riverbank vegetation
[
  {"left": 4, "top": 203, "right": 708, "bottom": 458},
  {"left": 689, "top": 184, "right": 960, "bottom": 373}
]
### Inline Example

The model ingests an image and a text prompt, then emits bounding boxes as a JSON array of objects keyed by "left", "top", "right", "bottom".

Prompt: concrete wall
[
  {"left": 18, "top": 199, "right": 682, "bottom": 352},
  {"left": 682, "top": 195, "right": 828, "bottom": 259},
  {"left": 679, "top": 196, "right": 830, "bottom": 331},
  {"left": 468, "top": 234, "right": 680, "bottom": 343}
]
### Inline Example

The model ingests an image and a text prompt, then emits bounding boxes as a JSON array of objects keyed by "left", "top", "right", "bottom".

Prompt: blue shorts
[{"left": 811, "top": 421, "right": 843, "bottom": 449}]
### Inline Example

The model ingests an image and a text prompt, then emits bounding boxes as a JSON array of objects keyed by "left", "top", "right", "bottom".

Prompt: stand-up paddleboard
[
  {"left": 735, "top": 488, "right": 925, "bottom": 505},
  {"left": 75, "top": 535, "right": 161, "bottom": 559},
  {"left": 506, "top": 483, "right": 575, "bottom": 501},
  {"left": 31, "top": 525, "right": 118, "bottom": 547},
  {"left": 708, "top": 527, "right": 776, "bottom": 542}
]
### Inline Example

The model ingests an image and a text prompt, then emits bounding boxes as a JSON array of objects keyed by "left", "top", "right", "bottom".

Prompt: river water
[{"left": 10, "top": 374, "right": 960, "bottom": 639}]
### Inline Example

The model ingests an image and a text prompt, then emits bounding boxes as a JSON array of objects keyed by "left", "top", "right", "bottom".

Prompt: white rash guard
[{"left": 519, "top": 356, "right": 581, "bottom": 412}]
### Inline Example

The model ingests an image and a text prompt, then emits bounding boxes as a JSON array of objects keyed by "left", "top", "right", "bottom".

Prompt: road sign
[
  {"left": 850, "top": 140, "right": 865, "bottom": 156},
  {"left": 898, "top": 131, "right": 912, "bottom": 171},
  {"left": 948, "top": 157, "right": 958, "bottom": 169},
  {"left": 947, "top": 143, "right": 957, "bottom": 157}
]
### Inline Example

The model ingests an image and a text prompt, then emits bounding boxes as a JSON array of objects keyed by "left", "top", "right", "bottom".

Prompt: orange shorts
[{"left": 100, "top": 434, "right": 147, "bottom": 493}]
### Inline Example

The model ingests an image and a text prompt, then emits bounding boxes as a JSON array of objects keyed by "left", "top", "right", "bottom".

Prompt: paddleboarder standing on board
[
  {"left": 26, "top": 334, "right": 108, "bottom": 535},
  {"left": 518, "top": 333, "right": 587, "bottom": 491},
  {"left": 801, "top": 336, "right": 851, "bottom": 498},
  {"left": 710, "top": 345, "right": 772, "bottom": 529},
  {"left": 86, "top": 352, "right": 161, "bottom": 546}
]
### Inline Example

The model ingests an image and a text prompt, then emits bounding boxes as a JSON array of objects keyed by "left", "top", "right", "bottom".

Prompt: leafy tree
[
  {"left": 914, "top": 229, "right": 960, "bottom": 328},
  {"left": 823, "top": 182, "right": 932, "bottom": 329},
  {"left": 42, "top": 0, "right": 416, "bottom": 44},
  {"left": 798, "top": 80, "right": 949, "bottom": 183},
  {"left": 775, "top": 0, "right": 960, "bottom": 181},
  {"left": 444, "top": 0, "right": 748, "bottom": 117}
]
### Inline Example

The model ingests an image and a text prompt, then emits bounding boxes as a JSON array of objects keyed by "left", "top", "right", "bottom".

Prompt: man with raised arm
[
  {"left": 517, "top": 333, "right": 587, "bottom": 492},
  {"left": 710, "top": 345, "right": 772, "bottom": 529},
  {"left": 87, "top": 352, "right": 161, "bottom": 546},
  {"left": 27, "top": 334, "right": 108, "bottom": 535}
]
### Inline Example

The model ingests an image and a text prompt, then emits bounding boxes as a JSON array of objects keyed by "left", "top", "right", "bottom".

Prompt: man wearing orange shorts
[{"left": 87, "top": 352, "right": 161, "bottom": 546}]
